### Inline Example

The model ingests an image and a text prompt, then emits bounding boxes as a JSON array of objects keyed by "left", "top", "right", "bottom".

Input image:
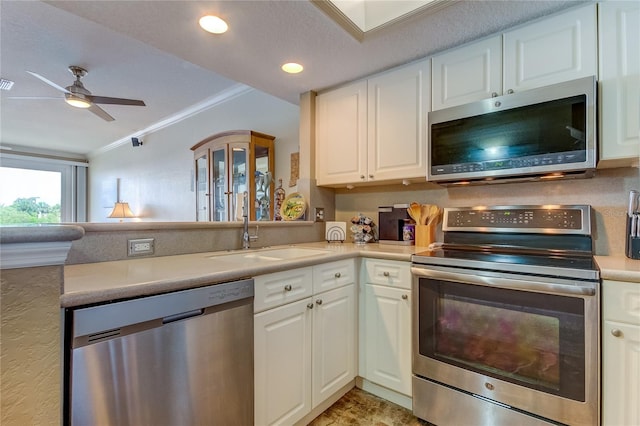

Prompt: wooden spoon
[
  {"left": 420, "top": 204, "right": 431, "bottom": 225},
  {"left": 408, "top": 202, "right": 421, "bottom": 223}
]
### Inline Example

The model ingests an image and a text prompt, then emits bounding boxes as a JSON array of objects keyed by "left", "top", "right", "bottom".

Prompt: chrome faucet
[{"left": 242, "top": 191, "right": 258, "bottom": 249}]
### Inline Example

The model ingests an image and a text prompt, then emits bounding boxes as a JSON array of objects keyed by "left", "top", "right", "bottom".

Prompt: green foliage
[{"left": 0, "top": 197, "right": 61, "bottom": 224}]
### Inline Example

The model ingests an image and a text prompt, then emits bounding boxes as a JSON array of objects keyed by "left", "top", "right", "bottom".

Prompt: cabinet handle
[
  {"left": 307, "top": 303, "right": 314, "bottom": 309},
  {"left": 506, "top": 89, "right": 514, "bottom": 94},
  {"left": 402, "top": 294, "right": 408, "bottom": 300},
  {"left": 383, "top": 271, "right": 390, "bottom": 277},
  {"left": 491, "top": 92, "right": 498, "bottom": 98},
  {"left": 316, "top": 299, "right": 323, "bottom": 305},
  {"left": 284, "top": 284, "right": 292, "bottom": 291},
  {"left": 611, "top": 329, "right": 623, "bottom": 338},
  {"left": 334, "top": 272, "right": 341, "bottom": 278}
]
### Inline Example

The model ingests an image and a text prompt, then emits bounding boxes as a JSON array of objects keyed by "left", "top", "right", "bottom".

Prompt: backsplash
[{"left": 335, "top": 167, "right": 639, "bottom": 256}]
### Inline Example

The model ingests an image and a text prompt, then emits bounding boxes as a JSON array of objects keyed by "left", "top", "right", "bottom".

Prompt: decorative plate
[{"left": 281, "top": 192, "right": 306, "bottom": 221}]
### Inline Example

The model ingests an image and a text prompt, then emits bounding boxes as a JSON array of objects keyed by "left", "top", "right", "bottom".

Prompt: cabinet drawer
[
  {"left": 254, "top": 267, "right": 313, "bottom": 313},
  {"left": 603, "top": 280, "right": 640, "bottom": 325},
  {"left": 362, "top": 258, "right": 411, "bottom": 289},
  {"left": 312, "top": 259, "right": 356, "bottom": 294}
]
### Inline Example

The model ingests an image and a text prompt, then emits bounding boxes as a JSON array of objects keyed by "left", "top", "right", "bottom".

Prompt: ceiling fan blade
[
  {"left": 6, "top": 96, "right": 62, "bottom": 100},
  {"left": 89, "top": 95, "right": 145, "bottom": 106},
  {"left": 26, "top": 71, "right": 70, "bottom": 93},
  {"left": 88, "top": 103, "right": 115, "bottom": 122}
]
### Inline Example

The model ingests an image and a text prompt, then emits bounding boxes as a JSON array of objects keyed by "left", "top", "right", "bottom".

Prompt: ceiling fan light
[
  {"left": 199, "top": 15, "right": 228, "bottom": 34},
  {"left": 65, "top": 94, "right": 91, "bottom": 108}
]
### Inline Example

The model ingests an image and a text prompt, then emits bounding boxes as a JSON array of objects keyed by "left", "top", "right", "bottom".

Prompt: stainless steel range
[{"left": 411, "top": 205, "right": 600, "bottom": 426}]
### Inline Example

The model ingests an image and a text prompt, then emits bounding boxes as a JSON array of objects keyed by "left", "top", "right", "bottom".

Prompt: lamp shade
[{"left": 108, "top": 202, "right": 135, "bottom": 219}]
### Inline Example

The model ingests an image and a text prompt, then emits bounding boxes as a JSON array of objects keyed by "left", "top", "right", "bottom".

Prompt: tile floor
[{"left": 308, "top": 388, "right": 431, "bottom": 426}]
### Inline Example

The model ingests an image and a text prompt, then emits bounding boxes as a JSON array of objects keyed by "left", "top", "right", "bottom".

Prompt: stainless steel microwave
[{"left": 427, "top": 76, "right": 597, "bottom": 185}]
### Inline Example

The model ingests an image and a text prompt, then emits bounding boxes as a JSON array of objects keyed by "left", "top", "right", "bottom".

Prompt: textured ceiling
[{"left": 0, "top": 0, "right": 586, "bottom": 156}]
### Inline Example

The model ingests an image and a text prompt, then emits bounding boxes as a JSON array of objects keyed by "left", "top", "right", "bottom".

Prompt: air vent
[{"left": 0, "top": 78, "right": 15, "bottom": 91}]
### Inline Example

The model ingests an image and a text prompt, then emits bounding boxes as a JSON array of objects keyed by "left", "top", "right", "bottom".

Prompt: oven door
[{"left": 411, "top": 265, "right": 599, "bottom": 426}]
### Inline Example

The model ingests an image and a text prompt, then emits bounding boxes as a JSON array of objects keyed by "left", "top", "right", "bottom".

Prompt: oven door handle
[{"left": 411, "top": 266, "right": 596, "bottom": 296}]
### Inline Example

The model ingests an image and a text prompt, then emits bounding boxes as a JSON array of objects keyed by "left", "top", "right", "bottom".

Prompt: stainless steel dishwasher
[{"left": 66, "top": 279, "right": 254, "bottom": 426}]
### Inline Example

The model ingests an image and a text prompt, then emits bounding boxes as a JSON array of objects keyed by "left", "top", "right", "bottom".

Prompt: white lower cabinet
[
  {"left": 255, "top": 297, "right": 313, "bottom": 426},
  {"left": 359, "top": 259, "right": 412, "bottom": 398},
  {"left": 254, "top": 260, "right": 356, "bottom": 426},
  {"left": 602, "top": 279, "right": 640, "bottom": 426}
]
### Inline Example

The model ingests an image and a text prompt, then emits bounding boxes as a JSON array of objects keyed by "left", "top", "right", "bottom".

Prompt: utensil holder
[
  {"left": 626, "top": 217, "right": 640, "bottom": 259},
  {"left": 415, "top": 224, "right": 437, "bottom": 247}
]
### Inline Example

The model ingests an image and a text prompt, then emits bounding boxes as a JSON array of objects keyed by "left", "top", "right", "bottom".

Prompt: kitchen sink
[{"left": 210, "top": 247, "right": 331, "bottom": 263}]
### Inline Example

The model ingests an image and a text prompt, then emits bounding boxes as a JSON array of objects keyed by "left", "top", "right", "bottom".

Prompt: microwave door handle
[{"left": 411, "top": 266, "right": 595, "bottom": 296}]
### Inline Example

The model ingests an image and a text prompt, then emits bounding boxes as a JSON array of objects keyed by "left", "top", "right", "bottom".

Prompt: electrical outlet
[
  {"left": 315, "top": 207, "right": 325, "bottom": 222},
  {"left": 128, "top": 238, "right": 155, "bottom": 256}
]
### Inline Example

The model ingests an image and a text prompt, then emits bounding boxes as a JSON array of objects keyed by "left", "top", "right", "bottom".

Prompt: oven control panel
[{"left": 444, "top": 205, "right": 590, "bottom": 234}]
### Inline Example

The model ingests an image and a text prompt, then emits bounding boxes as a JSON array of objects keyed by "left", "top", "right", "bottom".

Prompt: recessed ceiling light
[
  {"left": 199, "top": 15, "right": 228, "bottom": 34},
  {"left": 281, "top": 63, "right": 304, "bottom": 74}
]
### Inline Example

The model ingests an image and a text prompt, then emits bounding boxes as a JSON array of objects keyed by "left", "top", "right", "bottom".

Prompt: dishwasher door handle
[{"left": 162, "top": 308, "right": 204, "bottom": 324}]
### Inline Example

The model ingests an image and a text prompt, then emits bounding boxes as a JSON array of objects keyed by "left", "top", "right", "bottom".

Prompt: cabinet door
[
  {"left": 602, "top": 320, "right": 640, "bottom": 426},
  {"left": 432, "top": 36, "right": 502, "bottom": 110},
  {"left": 367, "top": 60, "right": 430, "bottom": 181},
  {"left": 312, "top": 285, "right": 356, "bottom": 407},
  {"left": 598, "top": 1, "right": 640, "bottom": 166},
  {"left": 362, "top": 284, "right": 412, "bottom": 396},
  {"left": 254, "top": 298, "right": 313, "bottom": 426},
  {"left": 193, "top": 149, "right": 210, "bottom": 221},
  {"left": 503, "top": 4, "right": 597, "bottom": 93},
  {"left": 316, "top": 81, "right": 368, "bottom": 186}
]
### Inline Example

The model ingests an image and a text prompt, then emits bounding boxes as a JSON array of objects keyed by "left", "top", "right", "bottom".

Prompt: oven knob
[
  {"left": 485, "top": 382, "right": 494, "bottom": 391},
  {"left": 611, "top": 329, "right": 623, "bottom": 337}
]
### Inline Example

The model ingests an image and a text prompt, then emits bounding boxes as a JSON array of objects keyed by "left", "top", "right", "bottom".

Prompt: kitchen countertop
[
  {"left": 595, "top": 255, "right": 640, "bottom": 283},
  {"left": 63, "top": 242, "right": 426, "bottom": 308},
  {"left": 63, "top": 243, "right": 640, "bottom": 308}
]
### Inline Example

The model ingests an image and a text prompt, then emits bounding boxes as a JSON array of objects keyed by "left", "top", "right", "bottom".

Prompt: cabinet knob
[
  {"left": 491, "top": 92, "right": 498, "bottom": 98},
  {"left": 360, "top": 175, "right": 365, "bottom": 180},
  {"left": 334, "top": 272, "right": 341, "bottom": 278},
  {"left": 307, "top": 303, "right": 314, "bottom": 309},
  {"left": 402, "top": 294, "right": 408, "bottom": 300},
  {"left": 284, "top": 284, "right": 292, "bottom": 291},
  {"left": 383, "top": 271, "right": 390, "bottom": 277},
  {"left": 611, "top": 329, "right": 623, "bottom": 338},
  {"left": 369, "top": 174, "right": 374, "bottom": 179},
  {"left": 494, "top": 101, "right": 501, "bottom": 107},
  {"left": 506, "top": 89, "right": 514, "bottom": 94},
  {"left": 316, "top": 299, "right": 323, "bottom": 305}
]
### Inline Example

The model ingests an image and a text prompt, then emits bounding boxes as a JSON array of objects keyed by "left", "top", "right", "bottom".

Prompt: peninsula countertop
[
  {"left": 63, "top": 242, "right": 640, "bottom": 308},
  {"left": 62, "top": 242, "right": 424, "bottom": 307}
]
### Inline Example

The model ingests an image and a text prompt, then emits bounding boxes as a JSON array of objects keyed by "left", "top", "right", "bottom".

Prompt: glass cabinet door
[
  {"left": 230, "top": 144, "right": 248, "bottom": 221},
  {"left": 211, "top": 147, "right": 228, "bottom": 222},
  {"left": 194, "top": 153, "right": 209, "bottom": 221}
]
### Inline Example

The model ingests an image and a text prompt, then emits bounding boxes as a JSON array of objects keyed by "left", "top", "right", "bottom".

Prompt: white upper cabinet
[
  {"left": 432, "top": 4, "right": 597, "bottom": 110},
  {"left": 503, "top": 3, "right": 597, "bottom": 94},
  {"left": 598, "top": 1, "right": 640, "bottom": 167},
  {"left": 432, "top": 36, "right": 503, "bottom": 110},
  {"left": 366, "top": 60, "right": 430, "bottom": 182},
  {"left": 316, "top": 60, "right": 430, "bottom": 187},
  {"left": 316, "top": 81, "right": 368, "bottom": 186}
]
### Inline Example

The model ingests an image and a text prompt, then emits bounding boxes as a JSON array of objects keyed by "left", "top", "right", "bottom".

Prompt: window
[{"left": 0, "top": 153, "right": 87, "bottom": 224}]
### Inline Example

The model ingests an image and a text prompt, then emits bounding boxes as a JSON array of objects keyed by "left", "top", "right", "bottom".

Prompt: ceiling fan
[{"left": 24, "top": 66, "right": 146, "bottom": 122}]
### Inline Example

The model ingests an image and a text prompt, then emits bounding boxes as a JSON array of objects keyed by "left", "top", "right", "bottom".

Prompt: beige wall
[
  {"left": 1, "top": 265, "right": 63, "bottom": 425},
  {"left": 335, "top": 167, "right": 639, "bottom": 256},
  {"left": 88, "top": 89, "right": 300, "bottom": 222}
]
